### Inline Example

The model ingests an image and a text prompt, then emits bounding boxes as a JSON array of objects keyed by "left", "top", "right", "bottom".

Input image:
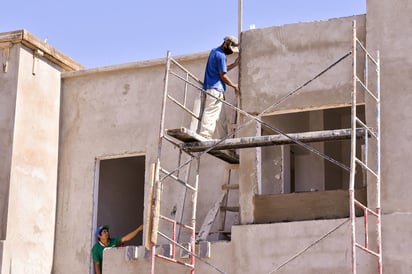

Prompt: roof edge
[
  {"left": 62, "top": 50, "right": 211, "bottom": 78},
  {"left": 0, "top": 29, "right": 85, "bottom": 71}
]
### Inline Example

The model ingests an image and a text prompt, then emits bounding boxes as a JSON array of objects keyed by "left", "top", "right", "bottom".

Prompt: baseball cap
[
  {"left": 95, "top": 225, "right": 109, "bottom": 237},
  {"left": 224, "top": 35, "right": 239, "bottom": 53}
]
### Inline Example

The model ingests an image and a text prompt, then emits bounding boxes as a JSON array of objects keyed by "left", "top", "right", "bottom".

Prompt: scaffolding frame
[
  {"left": 149, "top": 20, "right": 381, "bottom": 274},
  {"left": 148, "top": 51, "right": 202, "bottom": 274},
  {"left": 350, "top": 21, "right": 382, "bottom": 274}
]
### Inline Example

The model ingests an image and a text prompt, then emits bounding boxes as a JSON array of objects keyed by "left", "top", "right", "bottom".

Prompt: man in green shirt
[{"left": 92, "top": 224, "right": 143, "bottom": 274}]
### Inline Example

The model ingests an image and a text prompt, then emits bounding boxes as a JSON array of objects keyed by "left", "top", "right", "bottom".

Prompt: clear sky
[{"left": 3, "top": 0, "right": 365, "bottom": 68}]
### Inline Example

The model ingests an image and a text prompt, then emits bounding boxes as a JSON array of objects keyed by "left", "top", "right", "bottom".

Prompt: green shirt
[{"left": 92, "top": 237, "right": 122, "bottom": 272}]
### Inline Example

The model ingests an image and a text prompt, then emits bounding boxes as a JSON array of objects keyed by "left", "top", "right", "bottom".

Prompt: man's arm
[
  {"left": 121, "top": 225, "right": 143, "bottom": 243},
  {"left": 220, "top": 72, "right": 240, "bottom": 95},
  {"left": 94, "top": 261, "right": 101, "bottom": 274},
  {"left": 227, "top": 57, "right": 239, "bottom": 71}
]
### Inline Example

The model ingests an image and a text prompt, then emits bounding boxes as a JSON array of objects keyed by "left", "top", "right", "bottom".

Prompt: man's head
[
  {"left": 95, "top": 225, "right": 110, "bottom": 240},
  {"left": 222, "top": 35, "right": 239, "bottom": 55}
]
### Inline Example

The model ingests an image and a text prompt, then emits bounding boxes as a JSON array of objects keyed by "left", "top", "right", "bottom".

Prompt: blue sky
[{"left": 3, "top": 0, "right": 365, "bottom": 68}]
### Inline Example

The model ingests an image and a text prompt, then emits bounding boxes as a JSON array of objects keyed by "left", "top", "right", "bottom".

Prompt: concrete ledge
[
  {"left": 253, "top": 188, "right": 367, "bottom": 223},
  {"left": 0, "top": 29, "right": 84, "bottom": 71}
]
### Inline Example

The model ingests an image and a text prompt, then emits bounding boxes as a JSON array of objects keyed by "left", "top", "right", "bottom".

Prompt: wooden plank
[
  {"left": 220, "top": 206, "right": 239, "bottom": 212},
  {"left": 207, "top": 150, "right": 239, "bottom": 164},
  {"left": 196, "top": 193, "right": 227, "bottom": 242},
  {"left": 170, "top": 128, "right": 366, "bottom": 152},
  {"left": 145, "top": 163, "right": 156, "bottom": 250},
  {"left": 151, "top": 165, "right": 161, "bottom": 245},
  {"left": 167, "top": 127, "right": 206, "bottom": 142},
  {"left": 166, "top": 127, "right": 239, "bottom": 164}
]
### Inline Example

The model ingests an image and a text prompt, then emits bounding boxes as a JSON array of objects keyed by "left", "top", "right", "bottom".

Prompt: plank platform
[
  {"left": 168, "top": 127, "right": 367, "bottom": 153},
  {"left": 166, "top": 127, "right": 239, "bottom": 164}
]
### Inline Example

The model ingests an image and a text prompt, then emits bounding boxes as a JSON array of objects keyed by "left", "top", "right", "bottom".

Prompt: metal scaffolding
[
  {"left": 147, "top": 52, "right": 201, "bottom": 274},
  {"left": 148, "top": 20, "right": 381, "bottom": 274},
  {"left": 350, "top": 20, "right": 382, "bottom": 274}
]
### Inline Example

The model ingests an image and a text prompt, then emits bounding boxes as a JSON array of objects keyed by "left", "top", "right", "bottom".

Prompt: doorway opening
[{"left": 95, "top": 155, "right": 145, "bottom": 246}]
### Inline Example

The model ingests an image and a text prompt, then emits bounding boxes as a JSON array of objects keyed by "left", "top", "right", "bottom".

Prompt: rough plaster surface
[
  {"left": 2, "top": 45, "right": 61, "bottom": 274},
  {"left": 240, "top": 15, "right": 366, "bottom": 115},
  {"left": 105, "top": 215, "right": 412, "bottom": 274},
  {"left": 104, "top": 214, "right": 412, "bottom": 273},
  {"left": 238, "top": 15, "right": 366, "bottom": 225},
  {"left": 103, "top": 241, "right": 233, "bottom": 274},
  {"left": 1, "top": 0, "right": 412, "bottom": 273},
  {"left": 0, "top": 44, "right": 19, "bottom": 241},
  {"left": 366, "top": 0, "right": 412, "bottom": 213},
  {"left": 53, "top": 55, "right": 239, "bottom": 273}
]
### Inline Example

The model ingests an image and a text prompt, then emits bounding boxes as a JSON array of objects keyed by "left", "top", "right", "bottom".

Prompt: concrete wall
[
  {"left": 52, "top": 53, "right": 239, "bottom": 273},
  {"left": 0, "top": 42, "right": 19, "bottom": 241},
  {"left": 53, "top": 61, "right": 166, "bottom": 274},
  {"left": 366, "top": 0, "right": 412, "bottom": 271},
  {"left": 366, "top": 0, "right": 412, "bottom": 213},
  {"left": 0, "top": 41, "right": 19, "bottom": 274},
  {"left": 98, "top": 15, "right": 373, "bottom": 274},
  {"left": 240, "top": 15, "right": 366, "bottom": 115},
  {"left": 0, "top": 43, "right": 62, "bottom": 274},
  {"left": 2, "top": 0, "right": 412, "bottom": 272},
  {"left": 238, "top": 15, "right": 366, "bottom": 224}
]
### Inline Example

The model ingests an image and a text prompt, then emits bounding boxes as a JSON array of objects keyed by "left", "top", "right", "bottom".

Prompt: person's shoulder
[
  {"left": 91, "top": 242, "right": 100, "bottom": 252},
  {"left": 210, "top": 48, "right": 225, "bottom": 59}
]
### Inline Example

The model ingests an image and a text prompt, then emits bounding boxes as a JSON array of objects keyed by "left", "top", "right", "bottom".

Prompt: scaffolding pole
[{"left": 349, "top": 20, "right": 382, "bottom": 274}]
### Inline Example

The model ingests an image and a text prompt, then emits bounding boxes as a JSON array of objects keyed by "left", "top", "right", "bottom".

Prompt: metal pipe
[
  {"left": 238, "top": 0, "right": 243, "bottom": 38},
  {"left": 350, "top": 20, "right": 358, "bottom": 274},
  {"left": 376, "top": 50, "right": 383, "bottom": 274},
  {"left": 190, "top": 157, "right": 200, "bottom": 274},
  {"left": 364, "top": 209, "right": 369, "bottom": 248}
]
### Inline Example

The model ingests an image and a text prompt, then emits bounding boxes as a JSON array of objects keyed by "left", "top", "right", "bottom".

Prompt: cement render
[
  {"left": 366, "top": 0, "right": 412, "bottom": 213},
  {"left": 53, "top": 55, "right": 239, "bottom": 273},
  {"left": 240, "top": 15, "right": 366, "bottom": 115},
  {"left": 0, "top": 0, "right": 412, "bottom": 273},
  {"left": 1, "top": 44, "right": 61, "bottom": 274},
  {"left": 0, "top": 44, "right": 18, "bottom": 241}
]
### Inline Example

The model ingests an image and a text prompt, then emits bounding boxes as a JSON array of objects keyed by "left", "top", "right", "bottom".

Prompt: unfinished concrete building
[{"left": 0, "top": 0, "right": 411, "bottom": 273}]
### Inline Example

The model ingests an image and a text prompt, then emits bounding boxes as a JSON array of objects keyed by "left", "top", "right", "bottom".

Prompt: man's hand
[
  {"left": 121, "top": 225, "right": 143, "bottom": 243},
  {"left": 228, "top": 57, "right": 239, "bottom": 71},
  {"left": 233, "top": 84, "right": 240, "bottom": 96}
]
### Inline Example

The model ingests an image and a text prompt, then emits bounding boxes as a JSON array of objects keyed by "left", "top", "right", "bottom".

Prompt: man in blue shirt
[{"left": 198, "top": 36, "right": 240, "bottom": 139}]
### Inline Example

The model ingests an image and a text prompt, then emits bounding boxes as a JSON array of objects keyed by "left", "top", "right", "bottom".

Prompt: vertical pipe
[
  {"left": 364, "top": 51, "right": 369, "bottom": 168},
  {"left": 172, "top": 221, "right": 177, "bottom": 259},
  {"left": 376, "top": 50, "right": 383, "bottom": 274},
  {"left": 151, "top": 51, "right": 172, "bottom": 274},
  {"left": 157, "top": 51, "right": 172, "bottom": 160},
  {"left": 151, "top": 245, "right": 156, "bottom": 274},
  {"left": 177, "top": 150, "right": 182, "bottom": 178},
  {"left": 238, "top": 0, "right": 243, "bottom": 38},
  {"left": 184, "top": 73, "right": 189, "bottom": 108},
  {"left": 350, "top": 20, "right": 358, "bottom": 274},
  {"left": 256, "top": 122, "right": 262, "bottom": 194},
  {"left": 190, "top": 157, "right": 200, "bottom": 274},
  {"left": 365, "top": 49, "right": 369, "bottom": 92},
  {"left": 236, "top": 0, "right": 243, "bottom": 137},
  {"left": 364, "top": 209, "right": 369, "bottom": 248},
  {"left": 365, "top": 126, "right": 368, "bottom": 169}
]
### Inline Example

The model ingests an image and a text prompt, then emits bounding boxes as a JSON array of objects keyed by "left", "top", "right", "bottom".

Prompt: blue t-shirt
[{"left": 203, "top": 47, "right": 227, "bottom": 92}]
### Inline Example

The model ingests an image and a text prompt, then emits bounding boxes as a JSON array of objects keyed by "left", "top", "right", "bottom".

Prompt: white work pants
[{"left": 199, "top": 89, "right": 226, "bottom": 139}]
